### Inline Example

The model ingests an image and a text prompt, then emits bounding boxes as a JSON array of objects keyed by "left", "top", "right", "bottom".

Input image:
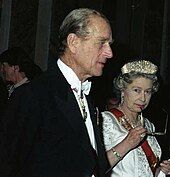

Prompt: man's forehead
[
  {"left": 1, "top": 62, "right": 9, "bottom": 66},
  {"left": 88, "top": 18, "right": 112, "bottom": 39},
  {"left": 0, "top": 62, "right": 8, "bottom": 70}
]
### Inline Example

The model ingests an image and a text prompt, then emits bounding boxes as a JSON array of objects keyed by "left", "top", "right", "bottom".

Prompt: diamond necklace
[
  {"left": 118, "top": 107, "right": 142, "bottom": 128},
  {"left": 123, "top": 114, "right": 142, "bottom": 128}
]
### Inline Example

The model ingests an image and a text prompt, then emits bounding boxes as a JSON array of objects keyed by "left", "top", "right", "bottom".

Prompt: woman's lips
[{"left": 136, "top": 104, "right": 145, "bottom": 110}]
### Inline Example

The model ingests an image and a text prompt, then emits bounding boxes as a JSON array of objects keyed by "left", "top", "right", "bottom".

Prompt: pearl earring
[{"left": 121, "top": 92, "right": 124, "bottom": 105}]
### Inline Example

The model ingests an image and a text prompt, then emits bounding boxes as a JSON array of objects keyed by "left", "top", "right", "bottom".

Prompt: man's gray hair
[{"left": 58, "top": 8, "right": 110, "bottom": 56}]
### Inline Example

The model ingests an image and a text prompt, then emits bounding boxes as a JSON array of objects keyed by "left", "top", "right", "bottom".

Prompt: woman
[{"left": 102, "top": 60, "right": 170, "bottom": 177}]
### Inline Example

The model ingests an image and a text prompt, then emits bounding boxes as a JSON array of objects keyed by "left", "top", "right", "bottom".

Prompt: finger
[
  {"left": 160, "top": 168, "right": 170, "bottom": 175},
  {"left": 160, "top": 161, "right": 170, "bottom": 166},
  {"left": 160, "top": 163, "right": 170, "bottom": 175},
  {"left": 140, "top": 133, "right": 145, "bottom": 139},
  {"left": 133, "top": 126, "right": 147, "bottom": 133}
]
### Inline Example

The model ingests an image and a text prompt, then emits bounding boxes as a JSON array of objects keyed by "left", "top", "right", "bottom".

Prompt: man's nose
[{"left": 103, "top": 45, "right": 113, "bottom": 58}]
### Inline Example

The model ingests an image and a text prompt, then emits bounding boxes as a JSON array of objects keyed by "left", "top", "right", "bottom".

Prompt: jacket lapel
[
  {"left": 86, "top": 95, "right": 100, "bottom": 150},
  {"left": 51, "top": 66, "right": 92, "bottom": 152}
]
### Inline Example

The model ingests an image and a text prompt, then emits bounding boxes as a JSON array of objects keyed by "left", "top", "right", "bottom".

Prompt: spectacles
[{"left": 146, "top": 108, "right": 168, "bottom": 136}]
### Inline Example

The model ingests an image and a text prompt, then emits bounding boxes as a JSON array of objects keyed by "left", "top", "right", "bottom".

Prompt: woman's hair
[
  {"left": 113, "top": 60, "right": 159, "bottom": 104},
  {"left": 58, "top": 8, "right": 110, "bottom": 56}
]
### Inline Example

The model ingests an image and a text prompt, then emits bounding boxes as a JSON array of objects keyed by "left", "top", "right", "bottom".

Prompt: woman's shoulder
[
  {"left": 102, "top": 110, "right": 116, "bottom": 119},
  {"left": 102, "top": 109, "right": 120, "bottom": 126},
  {"left": 102, "top": 107, "right": 123, "bottom": 119},
  {"left": 144, "top": 117, "right": 155, "bottom": 132}
]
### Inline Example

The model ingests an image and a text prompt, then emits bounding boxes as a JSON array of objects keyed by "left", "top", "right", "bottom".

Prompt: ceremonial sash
[{"left": 109, "top": 108, "right": 158, "bottom": 175}]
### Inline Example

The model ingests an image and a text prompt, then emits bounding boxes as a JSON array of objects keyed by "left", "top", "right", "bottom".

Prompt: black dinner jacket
[{"left": 0, "top": 64, "right": 109, "bottom": 177}]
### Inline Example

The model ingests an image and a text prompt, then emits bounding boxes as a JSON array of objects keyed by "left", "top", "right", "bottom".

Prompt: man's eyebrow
[
  {"left": 98, "top": 37, "right": 114, "bottom": 44},
  {"left": 108, "top": 38, "right": 114, "bottom": 44}
]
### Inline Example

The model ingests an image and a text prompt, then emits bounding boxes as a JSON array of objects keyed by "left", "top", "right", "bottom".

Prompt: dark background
[{"left": 0, "top": 0, "right": 170, "bottom": 161}]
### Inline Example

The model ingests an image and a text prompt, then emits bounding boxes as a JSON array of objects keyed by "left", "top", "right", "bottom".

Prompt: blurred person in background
[{"left": 0, "top": 47, "right": 43, "bottom": 98}]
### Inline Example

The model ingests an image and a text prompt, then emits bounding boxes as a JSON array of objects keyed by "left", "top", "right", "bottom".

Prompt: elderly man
[{"left": 0, "top": 8, "right": 113, "bottom": 177}]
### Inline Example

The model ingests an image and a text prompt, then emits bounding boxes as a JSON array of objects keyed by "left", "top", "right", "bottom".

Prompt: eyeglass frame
[{"left": 146, "top": 108, "right": 168, "bottom": 136}]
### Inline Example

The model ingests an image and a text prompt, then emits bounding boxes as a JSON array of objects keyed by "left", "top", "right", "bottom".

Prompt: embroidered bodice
[{"left": 102, "top": 111, "right": 165, "bottom": 177}]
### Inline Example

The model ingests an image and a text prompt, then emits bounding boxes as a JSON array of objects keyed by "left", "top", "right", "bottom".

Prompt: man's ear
[{"left": 67, "top": 33, "right": 80, "bottom": 53}]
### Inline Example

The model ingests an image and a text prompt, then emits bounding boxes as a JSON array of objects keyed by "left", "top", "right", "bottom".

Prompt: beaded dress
[{"left": 102, "top": 111, "right": 165, "bottom": 177}]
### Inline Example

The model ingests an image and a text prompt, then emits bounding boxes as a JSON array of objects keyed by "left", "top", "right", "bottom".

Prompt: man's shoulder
[
  {"left": 11, "top": 82, "right": 31, "bottom": 97},
  {"left": 34, "top": 67, "right": 61, "bottom": 83},
  {"left": 30, "top": 67, "right": 68, "bottom": 94}
]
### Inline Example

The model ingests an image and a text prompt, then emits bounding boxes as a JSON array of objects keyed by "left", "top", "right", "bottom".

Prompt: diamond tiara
[{"left": 121, "top": 60, "right": 158, "bottom": 75}]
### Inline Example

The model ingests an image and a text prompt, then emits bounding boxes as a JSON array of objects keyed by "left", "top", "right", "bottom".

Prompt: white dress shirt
[{"left": 57, "top": 59, "right": 97, "bottom": 151}]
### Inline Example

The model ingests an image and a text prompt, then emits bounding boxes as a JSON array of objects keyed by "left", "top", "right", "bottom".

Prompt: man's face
[
  {"left": 73, "top": 16, "right": 113, "bottom": 81},
  {"left": 0, "top": 62, "right": 15, "bottom": 82}
]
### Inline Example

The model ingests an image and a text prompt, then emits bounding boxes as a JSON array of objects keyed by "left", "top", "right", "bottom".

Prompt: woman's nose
[{"left": 141, "top": 93, "right": 146, "bottom": 102}]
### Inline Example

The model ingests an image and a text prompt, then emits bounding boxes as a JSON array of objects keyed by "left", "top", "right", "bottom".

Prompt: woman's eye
[{"left": 134, "top": 89, "right": 141, "bottom": 93}]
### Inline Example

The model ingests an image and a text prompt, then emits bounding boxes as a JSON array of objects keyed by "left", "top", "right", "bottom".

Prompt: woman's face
[{"left": 122, "top": 77, "right": 153, "bottom": 113}]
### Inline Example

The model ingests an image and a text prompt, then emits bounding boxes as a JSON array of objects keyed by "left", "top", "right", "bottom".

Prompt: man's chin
[{"left": 96, "top": 70, "right": 103, "bottom": 77}]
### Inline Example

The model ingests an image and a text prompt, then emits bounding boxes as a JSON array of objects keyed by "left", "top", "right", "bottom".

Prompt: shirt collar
[
  {"left": 14, "top": 77, "right": 29, "bottom": 89},
  {"left": 57, "top": 59, "right": 91, "bottom": 96}
]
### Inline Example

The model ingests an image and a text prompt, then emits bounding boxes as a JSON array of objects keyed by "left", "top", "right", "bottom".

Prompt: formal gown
[{"left": 102, "top": 111, "right": 165, "bottom": 177}]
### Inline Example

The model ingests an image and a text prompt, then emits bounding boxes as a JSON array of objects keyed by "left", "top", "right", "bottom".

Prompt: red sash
[{"left": 109, "top": 108, "right": 158, "bottom": 175}]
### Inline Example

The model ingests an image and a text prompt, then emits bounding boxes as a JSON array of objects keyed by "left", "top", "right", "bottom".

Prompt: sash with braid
[{"left": 109, "top": 108, "right": 159, "bottom": 175}]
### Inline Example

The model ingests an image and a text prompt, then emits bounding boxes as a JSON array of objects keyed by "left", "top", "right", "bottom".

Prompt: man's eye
[
  {"left": 145, "top": 90, "right": 152, "bottom": 95},
  {"left": 99, "top": 41, "right": 105, "bottom": 45}
]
